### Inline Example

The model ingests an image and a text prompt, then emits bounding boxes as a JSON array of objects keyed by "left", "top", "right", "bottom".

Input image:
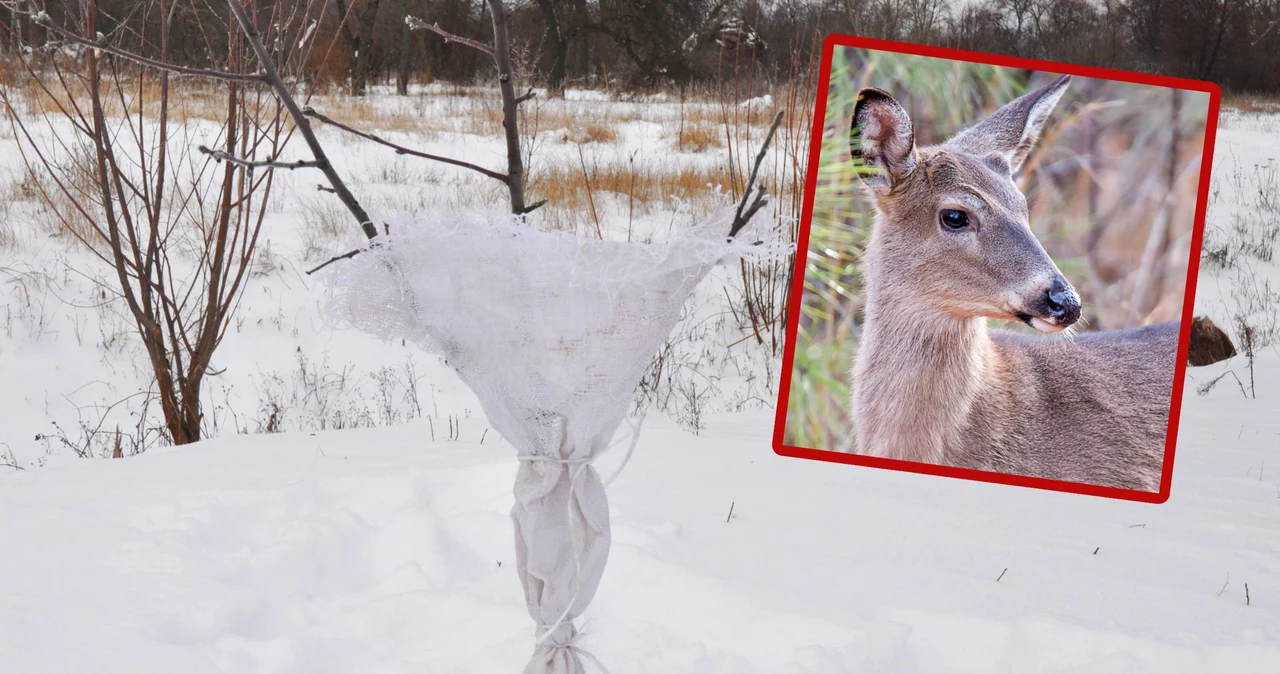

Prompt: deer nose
[{"left": 1044, "top": 278, "right": 1081, "bottom": 326}]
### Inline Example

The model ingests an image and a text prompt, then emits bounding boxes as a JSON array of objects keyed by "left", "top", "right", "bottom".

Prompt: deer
[{"left": 846, "top": 74, "right": 1179, "bottom": 492}]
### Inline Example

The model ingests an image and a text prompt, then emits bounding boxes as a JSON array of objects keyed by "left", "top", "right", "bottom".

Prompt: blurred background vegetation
[{"left": 784, "top": 46, "right": 1212, "bottom": 452}]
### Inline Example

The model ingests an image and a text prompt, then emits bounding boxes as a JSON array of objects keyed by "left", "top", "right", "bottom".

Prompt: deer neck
[{"left": 853, "top": 273, "right": 999, "bottom": 464}]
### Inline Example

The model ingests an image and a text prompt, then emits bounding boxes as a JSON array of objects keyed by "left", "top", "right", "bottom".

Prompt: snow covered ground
[{"left": 2, "top": 92, "right": 1278, "bottom": 673}]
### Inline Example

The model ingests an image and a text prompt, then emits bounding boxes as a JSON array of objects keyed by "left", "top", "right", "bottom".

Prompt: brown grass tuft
[
  {"left": 564, "top": 120, "right": 619, "bottom": 145},
  {"left": 674, "top": 122, "right": 725, "bottom": 152}
]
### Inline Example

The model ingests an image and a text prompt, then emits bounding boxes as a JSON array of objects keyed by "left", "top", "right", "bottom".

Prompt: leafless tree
[{"left": 331, "top": 0, "right": 382, "bottom": 96}]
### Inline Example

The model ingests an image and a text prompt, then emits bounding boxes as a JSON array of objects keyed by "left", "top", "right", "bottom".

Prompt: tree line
[{"left": 2, "top": 1, "right": 1274, "bottom": 94}]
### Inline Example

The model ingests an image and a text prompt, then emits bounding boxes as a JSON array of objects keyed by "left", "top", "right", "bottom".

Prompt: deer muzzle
[{"left": 1023, "top": 275, "right": 1081, "bottom": 333}]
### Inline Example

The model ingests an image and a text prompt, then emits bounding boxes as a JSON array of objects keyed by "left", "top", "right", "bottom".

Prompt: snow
[
  {"left": 1, "top": 92, "right": 1278, "bottom": 672},
  {"left": 741, "top": 94, "right": 774, "bottom": 109},
  {"left": 2, "top": 405, "right": 1277, "bottom": 672}
]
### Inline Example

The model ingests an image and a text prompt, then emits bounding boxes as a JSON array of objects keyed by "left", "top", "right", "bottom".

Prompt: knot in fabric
[
  {"left": 534, "top": 622, "right": 610, "bottom": 674},
  {"left": 517, "top": 453, "right": 593, "bottom": 467},
  {"left": 535, "top": 621, "right": 577, "bottom": 646}
]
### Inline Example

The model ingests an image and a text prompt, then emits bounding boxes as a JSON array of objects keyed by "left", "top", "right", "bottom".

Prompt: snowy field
[{"left": 2, "top": 91, "right": 1278, "bottom": 673}]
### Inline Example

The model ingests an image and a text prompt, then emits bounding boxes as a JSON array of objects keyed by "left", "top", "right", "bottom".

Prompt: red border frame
[{"left": 772, "top": 34, "right": 1222, "bottom": 505}]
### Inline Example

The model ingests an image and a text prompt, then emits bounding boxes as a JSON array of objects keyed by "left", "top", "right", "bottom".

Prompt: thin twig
[
  {"left": 198, "top": 145, "right": 321, "bottom": 170},
  {"left": 306, "top": 247, "right": 364, "bottom": 275},
  {"left": 303, "top": 108, "right": 509, "bottom": 183},
  {"left": 577, "top": 144, "right": 603, "bottom": 238},
  {"left": 729, "top": 111, "right": 785, "bottom": 238},
  {"left": 405, "top": 15, "right": 494, "bottom": 55}
]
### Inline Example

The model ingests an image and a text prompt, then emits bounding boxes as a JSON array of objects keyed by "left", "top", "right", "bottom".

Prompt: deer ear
[
  {"left": 851, "top": 88, "right": 917, "bottom": 196},
  {"left": 946, "top": 74, "right": 1071, "bottom": 174}
]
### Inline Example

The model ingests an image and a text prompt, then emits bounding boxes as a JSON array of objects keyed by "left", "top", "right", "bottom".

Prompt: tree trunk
[
  {"left": 7, "top": 3, "right": 21, "bottom": 52},
  {"left": 397, "top": 14, "right": 413, "bottom": 95},
  {"left": 1198, "top": 0, "right": 1232, "bottom": 80},
  {"left": 358, "top": 0, "right": 382, "bottom": 94},
  {"left": 334, "top": 0, "right": 381, "bottom": 96},
  {"left": 533, "top": 0, "right": 568, "bottom": 95},
  {"left": 489, "top": 0, "right": 526, "bottom": 213},
  {"left": 351, "top": 35, "right": 367, "bottom": 95}
]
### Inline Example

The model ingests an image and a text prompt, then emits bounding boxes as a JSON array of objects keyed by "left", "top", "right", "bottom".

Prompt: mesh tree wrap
[{"left": 320, "top": 207, "right": 790, "bottom": 673}]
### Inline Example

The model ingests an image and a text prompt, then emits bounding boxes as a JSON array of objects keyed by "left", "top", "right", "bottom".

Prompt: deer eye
[{"left": 939, "top": 208, "right": 970, "bottom": 230}]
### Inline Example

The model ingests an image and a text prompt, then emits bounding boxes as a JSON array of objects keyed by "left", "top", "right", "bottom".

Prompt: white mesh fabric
[{"left": 319, "top": 205, "right": 790, "bottom": 673}]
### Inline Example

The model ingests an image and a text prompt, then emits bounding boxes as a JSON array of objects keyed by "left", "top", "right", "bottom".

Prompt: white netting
[{"left": 319, "top": 205, "right": 791, "bottom": 673}]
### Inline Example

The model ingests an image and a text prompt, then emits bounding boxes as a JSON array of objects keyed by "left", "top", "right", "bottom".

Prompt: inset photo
[{"left": 775, "top": 36, "right": 1220, "bottom": 502}]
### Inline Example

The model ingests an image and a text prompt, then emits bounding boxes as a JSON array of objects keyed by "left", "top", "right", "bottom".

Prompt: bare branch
[
  {"left": 519, "top": 199, "right": 549, "bottom": 215},
  {"left": 223, "top": 0, "right": 379, "bottom": 240},
  {"left": 1253, "top": 19, "right": 1280, "bottom": 46},
  {"left": 516, "top": 88, "right": 537, "bottom": 105},
  {"left": 732, "top": 191, "right": 769, "bottom": 237},
  {"left": 406, "top": 15, "right": 495, "bottom": 56},
  {"left": 197, "top": 145, "right": 322, "bottom": 170},
  {"left": 306, "top": 247, "right": 365, "bottom": 275},
  {"left": 25, "top": 12, "right": 268, "bottom": 84},
  {"left": 303, "top": 108, "right": 509, "bottom": 183},
  {"left": 729, "top": 111, "right": 785, "bottom": 238}
]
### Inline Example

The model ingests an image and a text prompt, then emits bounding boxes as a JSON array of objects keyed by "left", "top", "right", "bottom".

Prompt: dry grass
[
  {"left": 562, "top": 119, "right": 620, "bottom": 145},
  {"left": 297, "top": 198, "right": 349, "bottom": 262},
  {"left": 674, "top": 102, "right": 739, "bottom": 126},
  {"left": 0, "top": 170, "right": 16, "bottom": 249},
  {"left": 15, "top": 68, "right": 237, "bottom": 124},
  {"left": 1223, "top": 93, "right": 1280, "bottom": 115},
  {"left": 674, "top": 122, "right": 725, "bottom": 152},
  {"left": 15, "top": 151, "right": 102, "bottom": 245},
  {"left": 530, "top": 159, "right": 733, "bottom": 216}
]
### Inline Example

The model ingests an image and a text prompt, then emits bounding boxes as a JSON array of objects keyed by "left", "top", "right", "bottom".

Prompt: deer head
[{"left": 850, "top": 74, "right": 1079, "bottom": 333}]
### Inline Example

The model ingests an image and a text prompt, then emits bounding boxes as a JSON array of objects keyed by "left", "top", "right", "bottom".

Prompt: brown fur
[
  {"left": 1187, "top": 315, "right": 1236, "bottom": 366},
  {"left": 847, "top": 76, "right": 1176, "bottom": 492}
]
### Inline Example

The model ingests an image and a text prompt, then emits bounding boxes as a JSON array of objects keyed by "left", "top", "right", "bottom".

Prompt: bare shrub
[
  {"left": 250, "top": 352, "right": 429, "bottom": 433},
  {"left": 1199, "top": 224, "right": 1239, "bottom": 273},
  {"left": 1227, "top": 265, "right": 1280, "bottom": 398},
  {"left": 34, "top": 389, "right": 166, "bottom": 458},
  {"left": 1230, "top": 211, "right": 1280, "bottom": 264},
  {"left": 0, "top": 1, "right": 311, "bottom": 446}
]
